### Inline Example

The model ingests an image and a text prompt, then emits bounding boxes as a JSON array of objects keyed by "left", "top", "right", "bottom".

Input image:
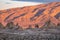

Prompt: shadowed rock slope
[{"left": 0, "top": 2, "right": 60, "bottom": 29}]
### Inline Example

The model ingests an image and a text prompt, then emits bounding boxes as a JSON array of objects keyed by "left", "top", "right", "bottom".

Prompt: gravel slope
[{"left": 0, "top": 28, "right": 60, "bottom": 40}]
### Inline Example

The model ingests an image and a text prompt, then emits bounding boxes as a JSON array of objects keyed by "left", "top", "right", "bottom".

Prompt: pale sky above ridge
[{"left": 0, "top": 0, "right": 43, "bottom": 10}]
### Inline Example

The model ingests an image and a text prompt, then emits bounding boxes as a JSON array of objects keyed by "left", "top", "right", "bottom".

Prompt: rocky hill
[{"left": 0, "top": 2, "right": 60, "bottom": 29}]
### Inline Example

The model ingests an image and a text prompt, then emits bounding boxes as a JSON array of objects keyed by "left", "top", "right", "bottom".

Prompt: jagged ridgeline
[
  {"left": 0, "top": 21, "right": 60, "bottom": 30},
  {"left": 0, "top": 22, "right": 23, "bottom": 30},
  {"left": 0, "top": 2, "right": 60, "bottom": 29}
]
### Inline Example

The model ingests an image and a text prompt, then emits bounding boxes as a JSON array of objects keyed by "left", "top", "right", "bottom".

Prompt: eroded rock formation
[{"left": 0, "top": 2, "right": 60, "bottom": 29}]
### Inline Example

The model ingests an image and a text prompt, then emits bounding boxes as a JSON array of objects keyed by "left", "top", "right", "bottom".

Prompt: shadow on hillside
[{"left": 0, "top": 21, "right": 60, "bottom": 40}]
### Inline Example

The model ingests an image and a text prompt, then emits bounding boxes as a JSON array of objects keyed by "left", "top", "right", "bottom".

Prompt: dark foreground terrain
[{"left": 0, "top": 28, "right": 60, "bottom": 40}]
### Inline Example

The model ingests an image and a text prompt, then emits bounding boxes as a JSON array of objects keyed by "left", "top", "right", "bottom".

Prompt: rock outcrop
[{"left": 0, "top": 2, "right": 60, "bottom": 29}]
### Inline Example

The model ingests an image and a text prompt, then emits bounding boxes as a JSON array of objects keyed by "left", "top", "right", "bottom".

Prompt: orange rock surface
[{"left": 0, "top": 2, "right": 60, "bottom": 29}]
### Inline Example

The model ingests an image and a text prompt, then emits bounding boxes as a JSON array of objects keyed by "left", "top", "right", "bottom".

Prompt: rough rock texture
[
  {"left": 0, "top": 2, "right": 60, "bottom": 29},
  {"left": 0, "top": 2, "right": 60, "bottom": 40},
  {"left": 0, "top": 28, "right": 60, "bottom": 40}
]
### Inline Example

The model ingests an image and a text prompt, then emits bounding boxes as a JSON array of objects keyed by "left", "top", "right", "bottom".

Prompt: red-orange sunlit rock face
[{"left": 0, "top": 2, "right": 60, "bottom": 29}]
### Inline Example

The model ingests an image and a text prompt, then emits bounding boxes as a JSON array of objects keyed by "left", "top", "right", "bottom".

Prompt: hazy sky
[
  {"left": 0, "top": 0, "right": 60, "bottom": 10},
  {"left": 0, "top": 0, "right": 42, "bottom": 10},
  {"left": 13, "top": 0, "right": 60, "bottom": 2}
]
